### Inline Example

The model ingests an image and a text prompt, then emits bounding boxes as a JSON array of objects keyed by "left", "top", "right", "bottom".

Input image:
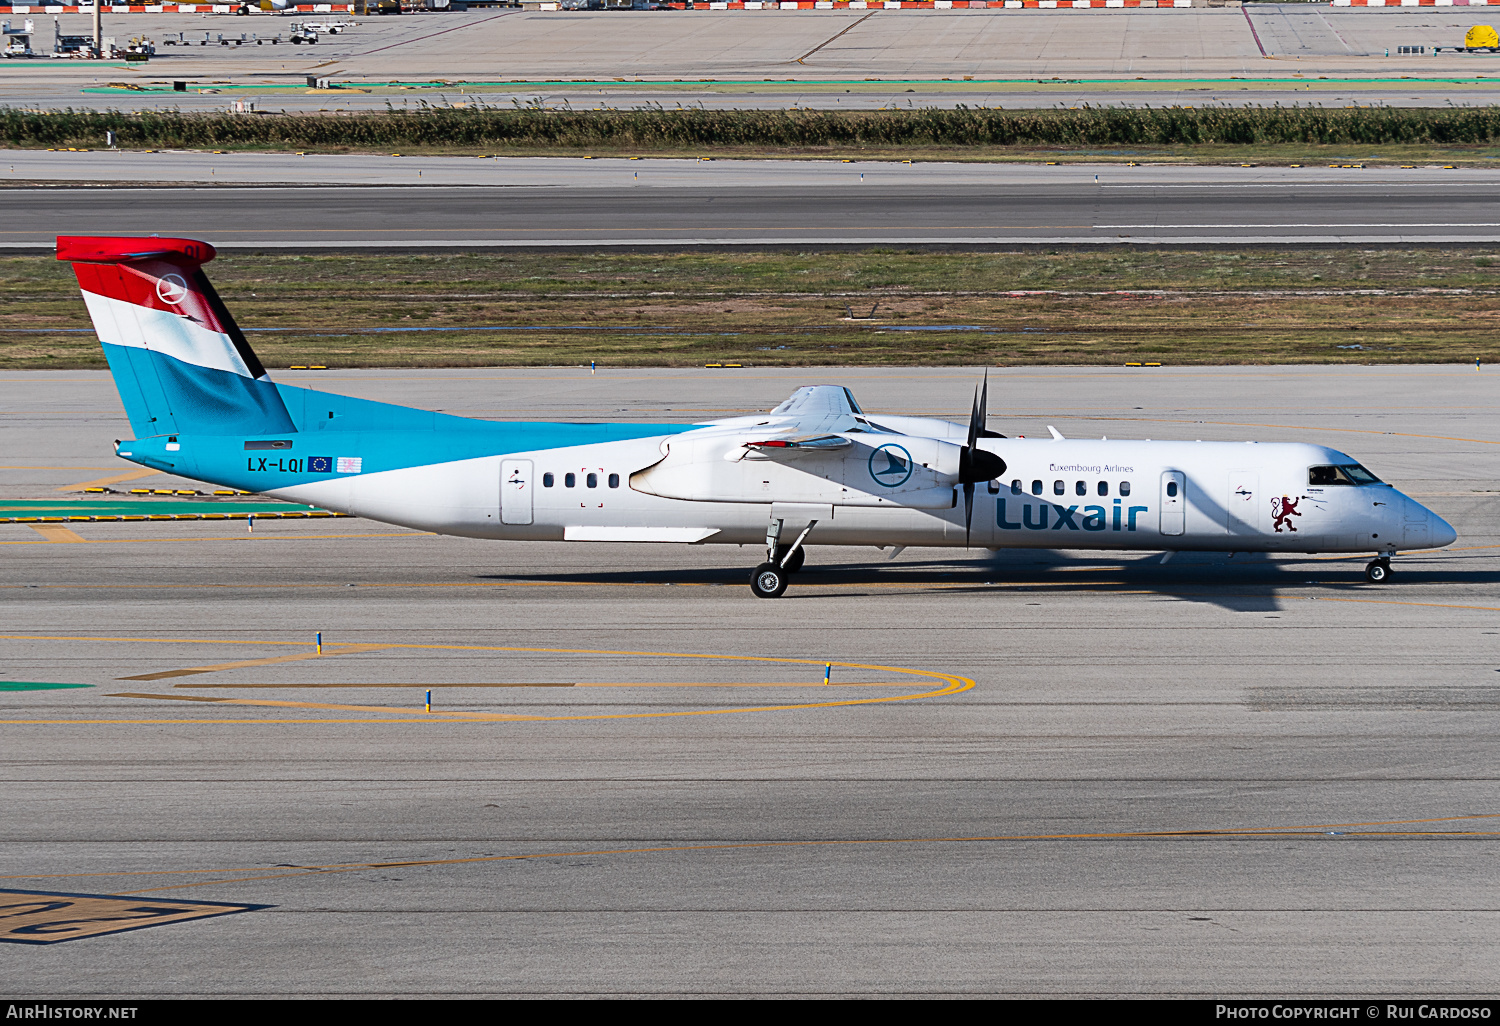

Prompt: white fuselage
[{"left": 273, "top": 430, "right": 1454, "bottom": 556}]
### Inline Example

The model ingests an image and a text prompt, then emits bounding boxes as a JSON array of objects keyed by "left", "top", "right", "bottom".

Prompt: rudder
[{"left": 58, "top": 235, "right": 295, "bottom": 438}]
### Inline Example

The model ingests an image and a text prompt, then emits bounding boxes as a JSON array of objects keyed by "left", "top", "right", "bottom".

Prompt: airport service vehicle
[{"left": 58, "top": 235, "right": 1457, "bottom": 597}]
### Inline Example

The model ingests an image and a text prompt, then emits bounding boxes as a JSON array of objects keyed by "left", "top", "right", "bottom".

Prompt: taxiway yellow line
[
  {"left": 0, "top": 633, "right": 328, "bottom": 648},
  {"left": 0, "top": 635, "right": 974, "bottom": 725},
  {"left": 116, "top": 644, "right": 394, "bottom": 681},
  {"left": 178, "top": 681, "right": 909, "bottom": 688},
  {"left": 95, "top": 672, "right": 971, "bottom": 724},
  {"left": 29, "top": 525, "right": 87, "bottom": 543},
  {"left": 109, "top": 692, "right": 504, "bottom": 717},
  {"left": 57, "top": 469, "right": 160, "bottom": 492},
  {"left": 1308, "top": 595, "right": 1500, "bottom": 615}
]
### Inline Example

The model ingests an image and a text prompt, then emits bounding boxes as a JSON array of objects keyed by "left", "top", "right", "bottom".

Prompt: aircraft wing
[
  {"left": 690, "top": 386, "right": 864, "bottom": 462},
  {"left": 767, "top": 385, "right": 864, "bottom": 436}
]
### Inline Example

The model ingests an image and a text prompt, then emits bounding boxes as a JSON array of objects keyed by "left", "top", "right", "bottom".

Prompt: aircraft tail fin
[{"left": 57, "top": 235, "right": 295, "bottom": 439}]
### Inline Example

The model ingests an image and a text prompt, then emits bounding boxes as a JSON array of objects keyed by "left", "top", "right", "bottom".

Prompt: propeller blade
[
  {"left": 963, "top": 480, "right": 975, "bottom": 547},
  {"left": 967, "top": 385, "right": 980, "bottom": 451},
  {"left": 962, "top": 369, "right": 1000, "bottom": 547}
]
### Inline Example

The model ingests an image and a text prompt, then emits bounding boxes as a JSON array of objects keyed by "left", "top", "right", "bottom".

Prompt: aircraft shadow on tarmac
[{"left": 476, "top": 548, "right": 1488, "bottom": 612}]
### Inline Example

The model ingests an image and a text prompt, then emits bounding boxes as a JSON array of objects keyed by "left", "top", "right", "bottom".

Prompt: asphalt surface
[
  {"left": 3, "top": 366, "right": 1499, "bottom": 997},
  {"left": 8, "top": 159, "right": 1500, "bottom": 247}
]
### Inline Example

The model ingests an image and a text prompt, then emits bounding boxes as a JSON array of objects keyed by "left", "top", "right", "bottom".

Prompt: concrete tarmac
[
  {"left": 2, "top": 365, "right": 1499, "bottom": 996},
  {"left": 9, "top": 6, "right": 1500, "bottom": 106},
  {"left": 8, "top": 159, "right": 1500, "bottom": 247}
]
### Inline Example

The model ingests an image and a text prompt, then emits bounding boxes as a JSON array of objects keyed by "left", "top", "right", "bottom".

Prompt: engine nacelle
[{"left": 631, "top": 431, "right": 968, "bottom": 508}]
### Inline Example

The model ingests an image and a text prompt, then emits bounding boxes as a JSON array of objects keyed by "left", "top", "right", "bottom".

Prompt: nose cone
[
  {"left": 1431, "top": 511, "right": 1458, "bottom": 548},
  {"left": 1396, "top": 495, "right": 1457, "bottom": 550}
]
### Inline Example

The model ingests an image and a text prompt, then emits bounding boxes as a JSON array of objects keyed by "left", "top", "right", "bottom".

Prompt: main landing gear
[
  {"left": 1365, "top": 556, "right": 1393, "bottom": 583},
  {"left": 750, "top": 518, "right": 815, "bottom": 598}
]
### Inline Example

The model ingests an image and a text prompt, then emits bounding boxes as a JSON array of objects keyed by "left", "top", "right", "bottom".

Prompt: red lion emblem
[{"left": 1271, "top": 495, "right": 1302, "bottom": 533}]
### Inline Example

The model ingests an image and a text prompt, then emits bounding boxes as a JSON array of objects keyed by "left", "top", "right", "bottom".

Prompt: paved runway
[
  {"left": 7, "top": 159, "right": 1500, "bottom": 247},
  {"left": 3, "top": 366, "right": 1499, "bottom": 996}
]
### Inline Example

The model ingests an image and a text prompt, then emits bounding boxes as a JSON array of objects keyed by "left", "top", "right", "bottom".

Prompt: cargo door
[
  {"left": 501, "top": 458, "right": 533, "bottom": 526},
  {"left": 1160, "top": 471, "right": 1186, "bottom": 536},
  {"left": 1227, "top": 470, "right": 1259, "bottom": 537}
]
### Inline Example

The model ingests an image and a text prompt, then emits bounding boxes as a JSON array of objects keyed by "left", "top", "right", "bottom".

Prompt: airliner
[{"left": 57, "top": 234, "right": 1457, "bottom": 597}]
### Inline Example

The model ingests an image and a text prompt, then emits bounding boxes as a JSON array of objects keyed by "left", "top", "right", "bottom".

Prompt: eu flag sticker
[{"left": 309, "top": 456, "right": 333, "bottom": 473}]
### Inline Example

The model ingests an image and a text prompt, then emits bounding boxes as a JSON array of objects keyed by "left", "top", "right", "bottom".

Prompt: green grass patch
[
  {"left": 10, "top": 247, "right": 1500, "bottom": 369},
  {"left": 13, "top": 105, "right": 1500, "bottom": 158}
]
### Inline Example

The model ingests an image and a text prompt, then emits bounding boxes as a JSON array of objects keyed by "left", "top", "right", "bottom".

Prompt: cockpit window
[{"left": 1309, "top": 464, "right": 1382, "bottom": 486}]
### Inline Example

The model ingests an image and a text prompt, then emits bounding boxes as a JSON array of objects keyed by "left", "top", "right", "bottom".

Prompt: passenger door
[
  {"left": 501, "top": 459, "right": 533, "bottom": 526},
  {"left": 1160, "top": 471, "right": 1186, "bottom": 536}
]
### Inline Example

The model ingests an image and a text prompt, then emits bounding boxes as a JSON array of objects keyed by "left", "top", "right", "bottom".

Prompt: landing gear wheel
[
  {"left": 773, "top": 545, "right": 805, "bottom": 574},
  {"left": 750, "top": 562, "right": 789, "bottom": 599},
  {"left": 1365, "top": 559, "right": 1390, "bottom": 583}
]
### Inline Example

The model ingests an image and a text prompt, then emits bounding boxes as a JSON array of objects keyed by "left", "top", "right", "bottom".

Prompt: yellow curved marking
[
  {"left": 5, "top": 812, "right": 1496, "bottom": 895},
  {"left": 0, "top": 635, "right": 974, "bottom": 724}
]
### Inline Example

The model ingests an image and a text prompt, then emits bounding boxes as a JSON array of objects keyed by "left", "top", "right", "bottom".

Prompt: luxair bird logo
[
  {"left": 155, "top": 273, "right": 189, "bottom": 306},
  {"left": 1271, "top": 495, "right": 1302, "bottom": 533},
  {"left": 868, "top": 443, "right": 914, "bottom": 488}
]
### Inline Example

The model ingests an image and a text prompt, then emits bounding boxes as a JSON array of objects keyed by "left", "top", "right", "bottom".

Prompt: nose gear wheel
[{"left": 751, "top": 562, "right": 789, "bottom": 599}]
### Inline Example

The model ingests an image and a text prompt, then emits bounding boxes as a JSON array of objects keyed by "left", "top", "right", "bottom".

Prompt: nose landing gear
[
  {"left": 750, "top": 517, "right": 815, "bottom": 597},
  {"left": 771, "top": 544, "right": 805, "bottom": 575},
  {"left": 1364, "top": 557, "right": 1393, "bottom": 583}
]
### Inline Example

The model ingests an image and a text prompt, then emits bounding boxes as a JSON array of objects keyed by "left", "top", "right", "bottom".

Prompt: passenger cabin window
[
  {"left": 586, "top": 473, "right": 598, "bottom": 489},
  {"left": 1031, "top": 480, "right": 1043, "bottom": 495},
  {"left": 1166, "top": 481, "right": 1179, "bottom": 497},
  {"left": 1098, "top": 481, "right": 1109, "bottom": 496},
  {"left": 1309, "top": 464, "right": 1381, "bottom": 486},
  {"left": 1053, "top": 480, "right": 1065, "bottom": 496},
  {"left": 1011, "top": 479, "right": 1023, "bottom": 495},
  {"left": 987, "top": 480, "right": 1000, "bottom": 495},
  {"left": 608, "top": 473, "right": 620, "bottom": 489},
  {"left": 1120, "top": 481, "right": 1131, "bottom": 497},
  {"left": 543, "top": 473, "right": 554, "bottom": 488},
  {"left": 565, "top": 473, "right": 576, "bottom": 488},
  {"left": 1075, "top": 480, "right": 1087, "bottom": 496}
]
